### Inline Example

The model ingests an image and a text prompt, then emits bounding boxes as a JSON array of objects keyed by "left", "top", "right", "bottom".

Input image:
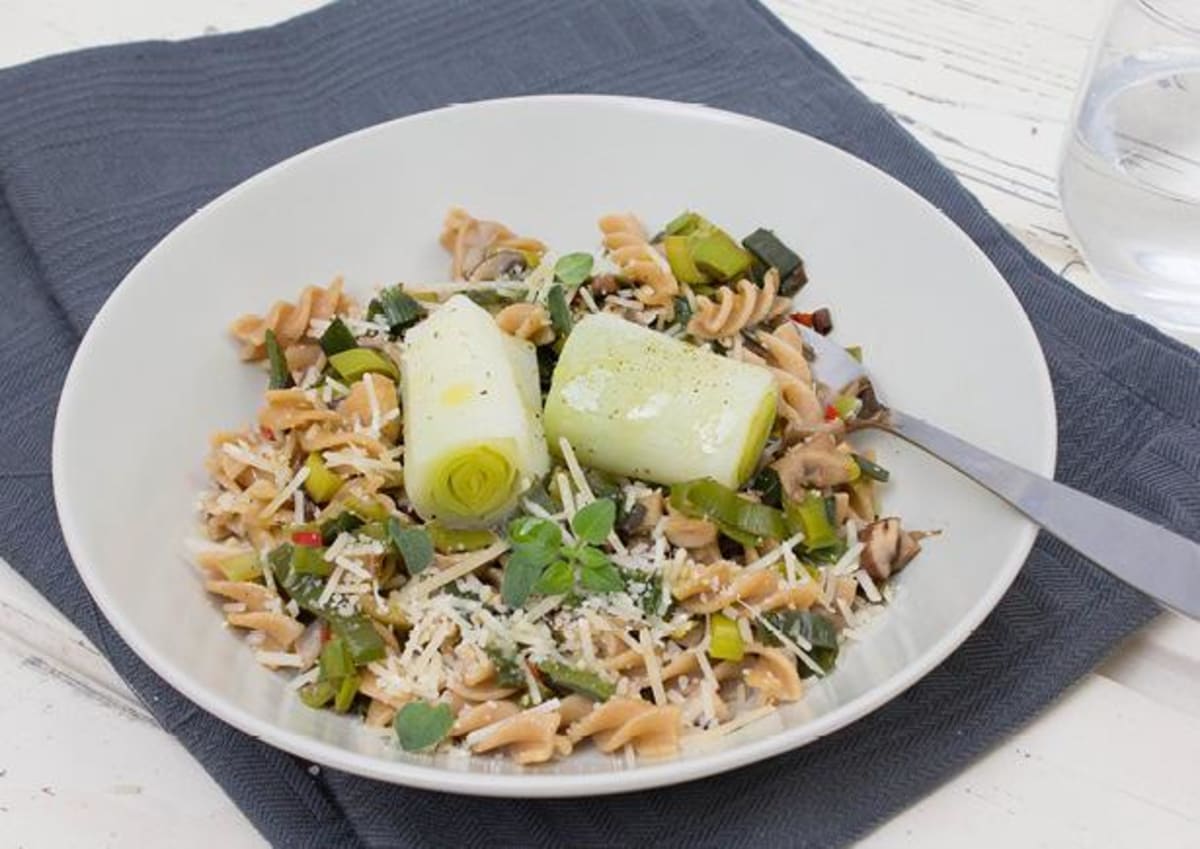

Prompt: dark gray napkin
[{"left": 1, "top": 1, "right": 1196, "bottom": 846}]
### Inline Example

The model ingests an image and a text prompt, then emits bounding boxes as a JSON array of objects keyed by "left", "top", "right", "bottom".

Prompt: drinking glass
[{"left": 1059, "top": 0, "right": 1200, "bottom": 332}]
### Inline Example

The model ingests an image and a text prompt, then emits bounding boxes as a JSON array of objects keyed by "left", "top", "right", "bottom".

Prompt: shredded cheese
[
  {"left": 261, "top": 465, "right": 311, "bottom": 519},
  {"left": 463, "top": 698, "right": 562, "bottom": 748},
  {"left": 743, "top": 533, "right": 806, "bottom": 574},
  {"left": 640, "top": 628, "right": 667, "bottom": 707},
  {"left": 404, "top": 541, "right": 509, "bottom": 600}
]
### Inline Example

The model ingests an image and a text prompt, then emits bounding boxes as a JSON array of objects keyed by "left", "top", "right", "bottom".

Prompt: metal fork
[{"left": 796, "top": 324, "right": 1200, "bottom": 619}]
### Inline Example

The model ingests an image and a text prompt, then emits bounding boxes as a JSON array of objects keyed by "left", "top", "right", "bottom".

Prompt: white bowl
[{"left": 53, "top": 96, "right": 1056, "bottom": 796}]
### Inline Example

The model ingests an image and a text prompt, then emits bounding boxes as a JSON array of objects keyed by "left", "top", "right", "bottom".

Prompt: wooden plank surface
[{"left": 1, "top": 1, "right": 1197, "bottom": 846}]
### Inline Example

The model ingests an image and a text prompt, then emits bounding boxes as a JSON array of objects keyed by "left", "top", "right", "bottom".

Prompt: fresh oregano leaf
[
  {"left": 571, "top": 498, "right": 616, "bottom": 545},
  {"left": 394, "top": 701, "right": 453, "bottom": 752}
]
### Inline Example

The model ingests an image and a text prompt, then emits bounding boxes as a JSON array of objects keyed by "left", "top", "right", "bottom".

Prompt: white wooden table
[{"left": 2, "top": 1, "right": 1198, "bottom": 846}]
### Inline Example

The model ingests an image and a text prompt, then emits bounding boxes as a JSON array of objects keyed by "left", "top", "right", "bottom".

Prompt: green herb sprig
[{"left": 500, "top": 498, "right": 624, "bottom": 607}]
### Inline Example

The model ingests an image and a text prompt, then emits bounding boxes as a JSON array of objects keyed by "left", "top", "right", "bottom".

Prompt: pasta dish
[{"left": 190, "top": 208, "right": 924, "bottom": 764}]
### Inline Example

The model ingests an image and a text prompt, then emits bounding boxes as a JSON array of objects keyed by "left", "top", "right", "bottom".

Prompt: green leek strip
[
  {"left": 267, "top": 543, "right": 326, "bottom": 613},
  {"left": 333, "top": 673, "right": 360, "bottom": 713},
  {"left": 299, "top": 681, "right": 336, "bottom": 709},
  {"left": 537, "top": 660, "right": 615, "bottom": 701},
  {"left": 690, "top": 228, "right": 753, "bottom": 283},
  {"left": 761, "top": 610, "right": 839, "bottom": 674},
  {"left": 217, "top": 551, "right": 262, "bottom": 582},
  {"left": 546, "top": 284, "right": 573, "bottom": 336},
  {"left": 328, "top": 348, "right": 399, "bottom": 384},
  {"left": 319, "top": 317, "right": 358, "bottom": 356},
  {"left": 708, "top": 613, "right": 745, "bottom": 661},
  {"left": 328, "top": 614, "right": 386, "bottom": 665},
  {"left": 544, "top": 313, "right": 776, "bottom": 488},
  {"left": 741, "top": 228, "right": 806, "bottom": 294},
  {"left": 304, "top": 452, "right": 344, "bottom": 503},
  {"left": 265, "top": 329, "right": 294, "bottom": 389},
  {"left": 663, "top": 210, "right": 703, "bottom": 236},
  {"left": 402, "top": 295, "right": 549, "bottom": 526},
  {"left": 785, "top": 492, "right": 840, "bottom": 550},
  {"left": 664, "top": 235, "right": 708, "bottom": 284},
  {"left": 290, "top": 544, "right": 331, "bottom": 577},
  {"left": 832, "top": 394, "right": 860, "bottom": 420},
  {"left": 368, "top": 285, "right": 426, "bottom": 338},
  {"left": 852, "top": 454, "right": 890, "bottom": 482},
  {"left": 427, "top": 522, "right": 497, "bottom": 554},
  {"left": 320, "top": 511, "right": 364, "bottom": 545},
  {"left": 344, "top": 496, "right": 389, "bottom": 523},
  {"left": 319, "top": 637, "right": 355, "bottom": 681},
  {"left": 670, "top": 478, "right": 788, "bottom": 541}
]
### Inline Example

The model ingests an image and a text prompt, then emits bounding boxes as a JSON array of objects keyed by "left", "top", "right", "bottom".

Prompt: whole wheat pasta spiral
[
  {"left": 737, "top": 322, "right": 826, "bottom": 438},
  {"left": 687, "top": 269, "right": 791, "bottom": 340},
  {"left": 669, "top": 559, "right": 821, "bottom": 614},
  {"left": 567, "top": 697, "right": 682, "bottom": 758},
  {"left": 469, "top": 707, "right": 569, "bottom": 764},
  {"left": 494, "top": 302, "right": 555, "bottom": 345},
  {"left": 440, "top": 207, "right": 547, "bottom": 281},
  {"left": 598, "top": 213, "right": 679, "bottom": 306},
  {"left": 229, "top": 278, "right": 351, "bottom": 361},
  {"left": 742, "top": 645, "right": 804, "bottom": 703}
]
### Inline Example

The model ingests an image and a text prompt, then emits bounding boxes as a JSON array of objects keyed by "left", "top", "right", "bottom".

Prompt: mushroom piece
[
  {"left": 770, "top": 435, "right": 855, "bottom": 499},
  {"left": 663, "top": 510, "right": 719, "bottom": 549},
  {"left": 857, "top": 517, "right": 922, "bottom": 581},
  {"left": 467, "top": 249, "right": 528, "bottom": 283}
]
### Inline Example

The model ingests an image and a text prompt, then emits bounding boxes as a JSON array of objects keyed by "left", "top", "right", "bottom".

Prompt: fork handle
[{"left": 880, "top": 409, "right": 1200, "bottom": 619}]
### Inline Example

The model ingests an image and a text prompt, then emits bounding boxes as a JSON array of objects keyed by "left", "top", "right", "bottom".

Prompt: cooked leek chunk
[
  {"left": 544, "top": 313, "right": 777, "bottom": 487},
  {"left": 402, "top": 295, "right": 550, "bottom": 526}
]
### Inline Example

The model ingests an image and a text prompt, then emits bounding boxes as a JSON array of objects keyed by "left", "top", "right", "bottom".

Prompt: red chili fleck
[
  {"left": 292, "top": 530, "right": 322, "bottom": 547},
  {"left": 790, "top": 312, "right": 814, "bottom": 327},
  {"left": 526, "top": 661, "right": 545, "bottom": 684},
  {"left": 320, "top": 622, "right": 332, "bottom": 644},
  {"left": 824, "top": 404, "right": 839, "bottom": 422},
  {"left": 260, "top": 425, "right": 275, "bottom": 440}
]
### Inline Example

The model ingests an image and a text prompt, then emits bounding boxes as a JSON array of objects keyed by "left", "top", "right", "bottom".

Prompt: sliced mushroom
[
  {"left": 589, "top": 274, "right": 621, "bottom": 296},
  {"left": 663, "top": 510, "right": 719, "bottom": 549},
  {"left": 771, "top": 434, "right": 855, "bottom": 499},
  {"left": 858, "top": 517, "right": 922, "bottom": 581},
  {"left": 620, "top": 490, "right": 664, "bottom": 536},
  {"left": 467, "top": 249, "right": 528, "bottom": 283}
]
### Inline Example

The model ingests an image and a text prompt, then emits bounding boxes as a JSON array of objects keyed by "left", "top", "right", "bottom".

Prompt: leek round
[
  {"left": 402, "top": 295, "right": 550, "bottom": 526},
  {"left": 544, "top": 313, "right": 777, "bottom": 487}
]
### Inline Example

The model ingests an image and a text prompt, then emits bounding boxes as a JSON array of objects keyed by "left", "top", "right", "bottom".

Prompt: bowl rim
[{"left": 52, "top": 93, "right": 1057, "bottom": 797}]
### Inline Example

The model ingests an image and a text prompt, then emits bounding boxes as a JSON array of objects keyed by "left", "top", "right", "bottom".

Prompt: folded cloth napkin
[{"left": 1, "top": 1, "right": 1197, "bottom": 846}]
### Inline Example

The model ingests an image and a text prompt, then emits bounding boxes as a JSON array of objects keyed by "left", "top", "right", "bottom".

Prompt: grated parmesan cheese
[
  {"left": 743, "top": 533, "right": 806, "bottom": 574},
  {"left": 261, "top": 465, "right": 311, "bottom": 519},
  {"left": 855, "top": 569, "right": 883, "bottom": 603}
]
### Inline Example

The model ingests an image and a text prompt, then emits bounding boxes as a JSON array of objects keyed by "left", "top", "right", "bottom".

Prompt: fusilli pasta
[
  {"left": 598, "top": 213, "right": 679, "bottom": 307},
  {"left": 687, "top": 269, "right": 791, "bottom": 340},
  {"left": 494, "top": 302, "right": 555, "bottom": 345},
  {"left": 229, "top": 278, "right": 351, "bottom": 361},
  {"left": 440, "top": 207, "right": 546, "bottom": 281}
]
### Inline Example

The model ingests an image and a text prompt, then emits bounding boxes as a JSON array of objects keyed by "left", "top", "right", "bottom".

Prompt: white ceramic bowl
[{"left": 53, "top": 96, "right": 1056, "bottom": 796}]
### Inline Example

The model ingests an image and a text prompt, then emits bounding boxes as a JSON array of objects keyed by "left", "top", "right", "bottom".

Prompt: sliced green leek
[
  {"left": 216, "top": 551, "right": 262, "bottom": 582},
  {"left": 304, "top": 452, "right": 344, "bottom": 503},
  {"left": 690, "top": 228, "right": 752, "bottom": 282},
  {"left": 708, "top": 613, "right": 745, "bottom": 661},
  {"left": 401, "top": 296, "right": 550, "bottom": 526},
  {"left": 670, "top": 478, "right": 788, "bottom": 541},
  {"left": 664, "top": 235, "right": 708, "bottom": 284},
  {"left": 328, "top": 348, "right": 400, "bottom": 384},
  {"left": 544, "top": 314, "right": 777, "bottom": 487},
  {"left": 786, "top": 492, "right": 840, "bottom": 550},
  {"left": 537, "top": 660, "right": 615, "bottom": 701},
  {"left": 427, "top": 522, "right": 497, "bottom": 553},
  {"left": 290, "top": 544, "right": 331, "bottom": 577}
]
